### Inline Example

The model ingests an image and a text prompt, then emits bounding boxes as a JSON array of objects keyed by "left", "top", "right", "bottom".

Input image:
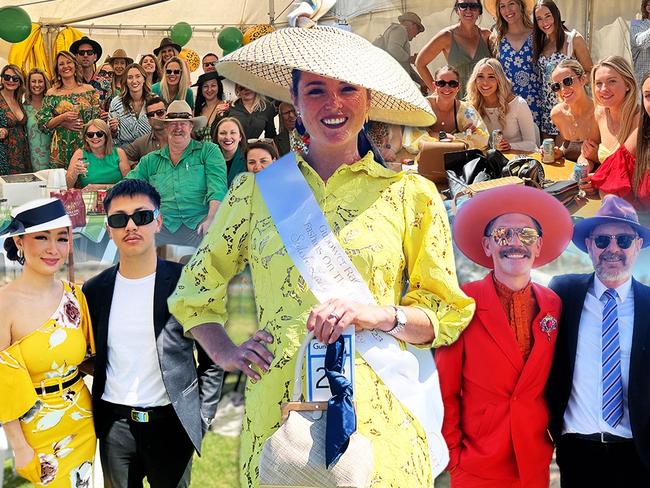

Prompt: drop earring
[{"left": 291, "top": 111, "right": 310, "bottom": 154}]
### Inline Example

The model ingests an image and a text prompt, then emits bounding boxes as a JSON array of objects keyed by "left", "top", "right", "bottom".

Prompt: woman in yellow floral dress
[
  {"left": 169, "top": 27, "right": 475, "bottom": 487},
  {"left": 37, "top": 51, "right": 100, "bottom": 169},
  {"left": 0, "top": 198, "right": 95, "bottom": 487}
]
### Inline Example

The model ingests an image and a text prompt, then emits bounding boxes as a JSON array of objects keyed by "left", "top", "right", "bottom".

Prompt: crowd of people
[{"left": 1, "top": 1, "right": 650, "bottom": 488}]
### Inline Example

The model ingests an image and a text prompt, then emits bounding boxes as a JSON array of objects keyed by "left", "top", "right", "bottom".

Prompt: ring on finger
[{"left": 327, "top": 311, "right": 341, "bottom": 321}]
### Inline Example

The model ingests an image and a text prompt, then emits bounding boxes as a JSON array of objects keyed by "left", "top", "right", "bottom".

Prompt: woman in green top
[
  {"left": 151, "top": 57, "right": 194, "bottom": 109},
  {"left": 66, "top": 119, "right": 129, "bottom": 188},
  {"left": 37, "top": 51, "right": 101, "bottom": 169},
  {"left": 23, "top": 68, "right": 52, "bottom": 171},
  {"left": 214, "top": 117, "right": 248, "bottom": 186}
]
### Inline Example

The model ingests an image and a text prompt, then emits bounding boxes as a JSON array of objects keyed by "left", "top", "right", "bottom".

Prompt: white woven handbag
[{"left": 258, "top": 331, "right": 374, "bottom": 488}]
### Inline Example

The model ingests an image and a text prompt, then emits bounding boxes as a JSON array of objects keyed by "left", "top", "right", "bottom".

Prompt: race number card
[{"left": 306, "top": 331, "right": 355, "bottom": 402}]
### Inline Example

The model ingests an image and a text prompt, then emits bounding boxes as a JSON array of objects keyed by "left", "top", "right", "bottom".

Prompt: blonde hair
[
  {"left": 0, "top": 64, "right": 26, "bottom": 103},
  {"left": 160, "top": 57, "right": 191, "bottom": 105},
  {"left": 466, "top": 58, "right": 513, "bottom": 127},
  {"left": 552, "top": 59, "right": 588, "bottom": 101},
  {"left": 591, "top": 56, "right": 639, "bottom": 144},
  {"left": 53, "top": 51, "right": 84, "bottom": 88},
  {"left": 235, "top": 84, "right": 268, "bottom": 112},
  {"left": 82, "top": 118, "right": 114, "bottom": 155},
  {"left": 491, "top": 0, "right": 534, "bottom": 53},
  {"left": 24, "top": 68, "right": 51, "bottom": 103}
]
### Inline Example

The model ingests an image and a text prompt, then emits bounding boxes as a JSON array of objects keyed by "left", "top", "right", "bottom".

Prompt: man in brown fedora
[
  {"left": 106, "top": 49, "right": 134, "bottom": 93},
  {"left": 373, "top": 11, "right": 425, "bottom": 85}
]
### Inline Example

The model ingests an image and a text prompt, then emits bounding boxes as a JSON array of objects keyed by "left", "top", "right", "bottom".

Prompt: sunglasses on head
[
  {"left": 107, "top": 209, "right": 159, "bottom": 229},
  {"left": 77, "top": 49, "right": 95, "bottom": 56},
  {"left": 486, "top": 226, "right": 541, "bottom": 247},
  {"left": 86, "top": 130, "right": 106, "bottom": 139},
  {"left": 247, "top": 137, "right": 274, "bottom": 144},
  {"left": 2, "top": 74, "right": 20, "bottom": 83},
  {"left": 166, "top": 69, "right": 181, "bottom": 75},
  {"left": 591, "top": 234, "right": 638, "bottom": 250},
  {"left": 98, "top": 70, "right": 114, "bottom": 77},
  {"left": 550, "top": 76, "right": 576, "bottom": 92},
  {"left": 435, "top": 79, "right": 460, "bottom": 88},
  {"left": 166, "top": 112, "right": 191, "bottom": 119},
  {"left": 146, "top": 108, "right": 167, "bottom": 118},
  {"left": 457, "top": 2, "right": 481, "bottom": 10}
]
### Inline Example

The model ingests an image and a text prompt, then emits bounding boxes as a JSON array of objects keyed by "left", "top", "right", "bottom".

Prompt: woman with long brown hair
[
  {"left": 108, "top": 63, "right": 152, "bottom": 147},
  {"left": 0, "top": 64, "right": 30, "bottom": 174},
  {"left": 23, "top": 68, "right": 52, "bottom": 171},
  {"left": 139, "top": 53, "right": 162, "bottom": 85},
  {"left": 37, "top": 51, "right": 100, "bottom": 168}
]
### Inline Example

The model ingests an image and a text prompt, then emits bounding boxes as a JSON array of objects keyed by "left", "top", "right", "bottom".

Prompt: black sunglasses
[
  {"left": 86, "top": 130, "right": 106, "bottom": 139},
  {"left": 107, "top": 209, "right": 158, "bottom": 228},
  {"left": 77, "top": 49, "right": 95, "bottom": 56},
  {"left": 435, "top": 79, "right": 460, "bottom": 88},
  {"left": 591, "top": 234, "right": 638, "bottom": 250},
  {"left": 166, "top": 69, "right": 181, "bottom": 75},
  {"left": 98, "top": 70, "right": 114, "bottom": 78},
  {"left": 550, "top": 76, "right": 576, "bottom": 92},
  {"left": 146, "top": 109, "right": 167, "bottom": 118},
  {"left": 457, "top": 2, "right": 481, "bottom": 10},
  {"left": 2, "top": 74, "right": 20, "bottom": 83},
  {"left": 166, "top": 112, "right": 191, "bottom": 119}
]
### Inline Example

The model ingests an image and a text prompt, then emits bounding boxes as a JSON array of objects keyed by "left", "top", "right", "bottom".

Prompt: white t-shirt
[
  {"left": 483, "top": 96, "right": 538, "bottom": 152},
  {"left": 102, "top": 271, "right": 170, "bottom": 407}
]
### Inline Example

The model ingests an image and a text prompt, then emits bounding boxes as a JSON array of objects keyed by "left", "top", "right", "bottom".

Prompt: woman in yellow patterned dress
[
  {"left": 169, "top": 27, "right": 475, "bottom": 487},
  {"left": 0, "top": 198, "right": 96, "bottom": 487}
]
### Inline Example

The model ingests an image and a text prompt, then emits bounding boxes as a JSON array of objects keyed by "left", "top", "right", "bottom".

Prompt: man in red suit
[{"left": 438, "top": 185, "right": 573, "bottom": 487}]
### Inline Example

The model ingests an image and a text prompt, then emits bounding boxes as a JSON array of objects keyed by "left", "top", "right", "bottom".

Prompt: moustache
[
  {"left": 599, "top": 251, "right": 626, "bottom": 264},
  {"left": 498, "top": 246, "right": 531, "bottom": 259}
]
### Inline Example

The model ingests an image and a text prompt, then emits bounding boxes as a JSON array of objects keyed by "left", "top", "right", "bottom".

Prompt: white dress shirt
[{"left": 563, "top": 276, "right": 634, "bottom": 437}]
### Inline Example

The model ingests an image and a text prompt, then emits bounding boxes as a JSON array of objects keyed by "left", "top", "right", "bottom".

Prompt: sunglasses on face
[
  {"left": 166, "top": 69, "right": 181, "bottom": 75},
  {"left": 2, "top": 74, "right": 20, "bottom": 83},
  {"left": 203, "top": 61, "right": 218, "bottom": 68},
  {"left": 85, "top": 130, "right": 106, "bottom": 139},
  {"left": 107, "top": 209, "right": 158, "bottom": 228},
  {"left": 146, "top": 108, "right": 167, "bottom": 118},
  {"left": 77, "top": 49, "right": 95, "bottom": 56},
  {"left": 435, "top": 79, "right": 460, "bottom": 88},
  {"left": 98, "top": 70, "right": 114, "bottom": 78},
  {"left": 550, "top": 76, "right": 576, "bottom": 92},
  {"left": 487, "top": 226, "right": 541, "bottom": 247},
  {"left": 457, "top": 2, "right": 481, "bottom": 10},
  {"left": 591, "top": 234, "right": 638, "bottom": 250}
]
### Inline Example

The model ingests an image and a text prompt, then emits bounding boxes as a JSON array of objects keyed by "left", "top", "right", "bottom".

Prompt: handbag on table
[{"left": 258, "top": 331, "right": 374, "bottom": 488}]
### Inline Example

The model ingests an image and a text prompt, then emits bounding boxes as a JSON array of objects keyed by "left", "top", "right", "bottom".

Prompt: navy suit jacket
[
  {"left": 83, "top": 258, "right": 224, "bottom": 454},
  {"left": 547, "top": 273, "right": 650, "bottom": 469}
]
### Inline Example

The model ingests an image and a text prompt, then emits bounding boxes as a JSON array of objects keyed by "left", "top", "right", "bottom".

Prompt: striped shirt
[{"left": 108, "top": 96, "right": 152, "bottom": 148}]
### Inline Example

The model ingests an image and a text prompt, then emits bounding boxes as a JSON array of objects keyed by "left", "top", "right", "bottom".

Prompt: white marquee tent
[{"left": 0, "top": 0, "right": 643, "bottom": 78}]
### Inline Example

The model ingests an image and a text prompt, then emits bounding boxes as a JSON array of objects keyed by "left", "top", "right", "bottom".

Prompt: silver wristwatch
[{"left": 386, "top": 306, "right": 406, "bottom": 336}]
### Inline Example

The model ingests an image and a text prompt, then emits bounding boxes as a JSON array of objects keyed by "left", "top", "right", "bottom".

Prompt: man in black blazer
[
  {"left": 83, "top": 180, "right": 223, "bottom": 488},
  {"left": 547, "top": 195, "right": 650, "bottom": 487}
]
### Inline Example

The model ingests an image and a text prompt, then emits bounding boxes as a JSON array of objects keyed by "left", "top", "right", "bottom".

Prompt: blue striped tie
[{"left": 601, "top": 288, "right": 624, "bottom": 428}]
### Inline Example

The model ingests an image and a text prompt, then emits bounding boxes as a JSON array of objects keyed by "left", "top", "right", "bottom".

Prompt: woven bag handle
[{"left": 291, "top": 331, "right": 316, "bottom": 402}]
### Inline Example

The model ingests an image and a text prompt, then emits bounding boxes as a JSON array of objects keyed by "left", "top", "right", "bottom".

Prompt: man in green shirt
[{"left": 127, "top": 100, "right": 227, "bottom": 247}]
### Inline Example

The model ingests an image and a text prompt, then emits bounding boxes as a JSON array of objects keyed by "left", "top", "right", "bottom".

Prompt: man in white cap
[
  {"left": 373, "top": 12, "right": 426, "bottom": 85},
  {"left": 547, "top": 195, "right": 650, "bottom": 487},
  {"left": 439, "top": 185, "right": 573, "bottom": 487},
  {"left": 126, "top": 100, "right": 227, "bottom": 247}
]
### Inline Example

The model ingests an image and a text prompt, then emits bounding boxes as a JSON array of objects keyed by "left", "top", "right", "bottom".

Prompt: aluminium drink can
[
  {"left": 572, "top": 161, "right": 589, "bottom": 182},
  {"left": 491, "top": 129, "right": 503, "bottom": 149},
  {"left": 542, "top": 138, "right": 555, "bottom": 163}
]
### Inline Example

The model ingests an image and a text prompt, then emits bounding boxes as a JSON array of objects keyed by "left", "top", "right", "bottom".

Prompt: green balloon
[
  {"left": 218, "top": 27, "right": 243, "bottom": 54},
  {"left": 170, "top": 21, "right": 192, "bottom": 47},
  {"left": 0, "top": 6, "right": 32, "bottom": 43}
]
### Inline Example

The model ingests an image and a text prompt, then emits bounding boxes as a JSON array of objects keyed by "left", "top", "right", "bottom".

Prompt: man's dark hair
[
  {"left": 145, "top": 95, "right": 167, "bottom": 109},
  {"left": 103, "top": 179, "right": 161, "bottom": 213}
]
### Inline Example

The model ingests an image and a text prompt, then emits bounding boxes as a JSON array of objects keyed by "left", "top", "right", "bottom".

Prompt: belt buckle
[{"left": 130, "top": 409, "right": 149, "bottom": 423}]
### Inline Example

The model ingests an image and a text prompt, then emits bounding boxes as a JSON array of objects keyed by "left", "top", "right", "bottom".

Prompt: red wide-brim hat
[{"left": 452, "top": 185, "right": 574, "bottom": 269}]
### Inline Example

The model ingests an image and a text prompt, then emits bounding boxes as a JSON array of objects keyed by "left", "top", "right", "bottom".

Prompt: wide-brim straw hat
[
  {"left": 485, "top": 0, "right": 535, "bottom": 19},
  {"left": 572, "top": 194, "right": 650, "bottom": 252},
  {"left": 0, "top": 198, "right": 72, "bottom": 238},
  {"left": 106, "top": 49, "right": 134, "bottom": 65},
  {"left": 151, "top": 100, "right": 207, "bottom": 130},
  {"left": 216, "top": 26, "right": 436, "bottom": 127},
  {"left": 452, "top": 185, "right": 573, "bottom": 269}
]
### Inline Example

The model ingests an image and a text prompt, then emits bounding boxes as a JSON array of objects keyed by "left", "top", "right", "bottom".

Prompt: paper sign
[{"left": 306, "top": 332, "right": 354, "bottom": 402}]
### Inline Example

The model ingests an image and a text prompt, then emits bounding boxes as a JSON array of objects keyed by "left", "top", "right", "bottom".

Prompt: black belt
[
  {"left": 34, "top": 372, "right": 80, "bottom": 395},
  {"left": 103, "top": 401, "right": 175, "bottom": 423},
  {"left": 566, "top": 432, "right": 633, "bottom": 444}
]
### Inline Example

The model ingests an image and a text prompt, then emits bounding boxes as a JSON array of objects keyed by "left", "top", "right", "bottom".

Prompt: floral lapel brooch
[{"left": 540, "top": 314, "right": 558, "bottom": 341}]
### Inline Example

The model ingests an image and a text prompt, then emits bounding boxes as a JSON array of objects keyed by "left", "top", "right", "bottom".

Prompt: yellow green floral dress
[
  {"left": 37, "top": 89, "right": 101, "bottom": 169},
  {"left": 169, "top": 152, "right": 475, "bottom": 487},
  {"left": 0, "top": 282, "right": 96, "bottom": 487}
]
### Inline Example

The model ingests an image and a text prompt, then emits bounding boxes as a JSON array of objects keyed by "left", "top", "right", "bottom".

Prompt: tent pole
[
  {"left": 585, "top": 0, "right": 593, "bottom": 51},
  {"left": 269, "top": 0, "right": 275, "bottom": 25}
]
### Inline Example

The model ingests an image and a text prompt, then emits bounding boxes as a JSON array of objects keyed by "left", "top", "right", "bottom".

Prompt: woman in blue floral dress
[{"left": 487, "top": 0, "right": 542, "bottom": 128}]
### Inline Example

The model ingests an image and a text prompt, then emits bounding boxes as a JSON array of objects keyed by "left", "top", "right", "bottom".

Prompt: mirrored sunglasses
[
  {"left": 86, "top": 130, "right": 106, "bottom": 139},
  {"left": 107, "top": 209, "right": 158, "bottom": 228},
  {"left": 435, "top": 79, "right": 460, "bottom": 88},
  {"left": 487, "top": 226, "right": 540, "bottom": 247},
  {"left": 166, "top": 69, "right": 181, "bottom": 75},
  {"left": 2, "top": 74, "right": 20, "bottom": 83},
  {"left": 550, "top": 76, "right": 576, "bottom": 92},
  {"left": 591, "top": 234, "right": 637, "bottom": 250},
  {"left": 146, "top": 109, "right": 167, "bottom": 118}
]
